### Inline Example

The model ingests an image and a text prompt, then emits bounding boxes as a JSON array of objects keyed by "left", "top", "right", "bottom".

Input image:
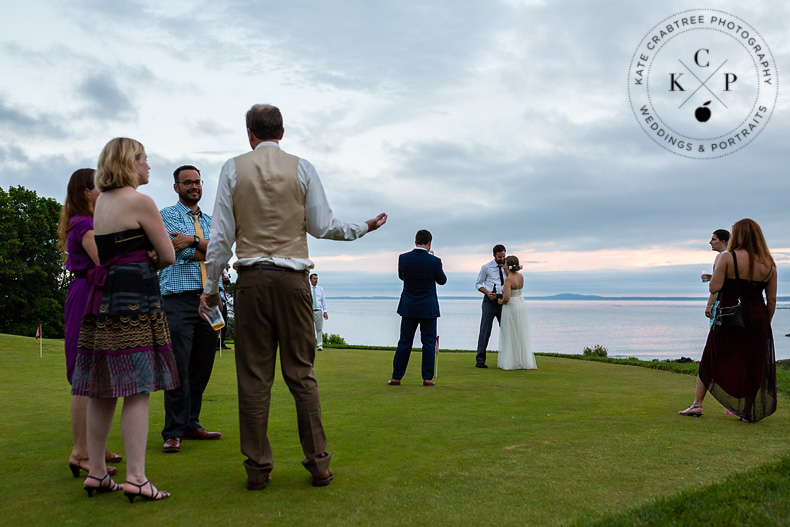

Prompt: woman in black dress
[
  {"left": 679, "top": 218, "right": 777, "bottom": 422},
  {"left": 71, "top": 138, "right": 178, "bottom": 500}
]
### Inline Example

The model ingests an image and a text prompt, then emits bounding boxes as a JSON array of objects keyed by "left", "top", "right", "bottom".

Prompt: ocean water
[{"left": 322, "top": 298, "right": 790, "bottom": 361}]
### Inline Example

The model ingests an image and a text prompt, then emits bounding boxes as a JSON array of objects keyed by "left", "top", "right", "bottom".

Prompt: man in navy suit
[{"left": 388, "top": 230, "right": 447, "bottom": 386}]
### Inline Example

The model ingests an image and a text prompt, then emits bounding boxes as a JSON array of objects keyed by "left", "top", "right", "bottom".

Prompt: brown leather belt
[{"left": 238, "top": 263, "right": 307, "bottom": 275}]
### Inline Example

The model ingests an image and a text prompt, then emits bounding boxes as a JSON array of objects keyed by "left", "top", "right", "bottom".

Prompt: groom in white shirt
[{"left": 474, "top": 244, "right": 506, "bottom": 368}]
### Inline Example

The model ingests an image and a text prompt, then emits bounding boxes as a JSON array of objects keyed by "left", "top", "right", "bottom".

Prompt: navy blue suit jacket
[{"left": 397, "top": 248, "right": 447, "bottom": 319}]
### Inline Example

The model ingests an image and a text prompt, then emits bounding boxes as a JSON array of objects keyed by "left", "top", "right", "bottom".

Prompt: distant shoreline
[{"left": 332, "top": 294, "right": 790, "bottom": 302}]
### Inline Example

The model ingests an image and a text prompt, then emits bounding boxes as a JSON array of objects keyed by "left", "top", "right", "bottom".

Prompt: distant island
[{"left": 332, "top": 293, "right": 790, "bottom": 302}]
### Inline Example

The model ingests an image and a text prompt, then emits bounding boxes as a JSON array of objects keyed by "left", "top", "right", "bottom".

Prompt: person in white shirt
[
  {"left": 474, "top": 244, "right": 507, "bottom": 368},
  {"left": 199, "top": 103, "right": 387, "bottom": 491},
  {"left": 310, "top": 273, "right": 328, "bottom": 350}
]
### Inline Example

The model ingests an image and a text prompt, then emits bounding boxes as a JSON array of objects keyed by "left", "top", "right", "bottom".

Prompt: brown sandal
[{"left": 105, "top": 450, "right": 123, "bottom": 463}]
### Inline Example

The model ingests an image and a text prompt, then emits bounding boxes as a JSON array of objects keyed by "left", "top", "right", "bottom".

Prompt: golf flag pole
[
  {"left": 434, "top": 335, "right": 440, "bottom": 378},
  {"left": 35, "top": 321, "right": 42, "bottom": 358}
]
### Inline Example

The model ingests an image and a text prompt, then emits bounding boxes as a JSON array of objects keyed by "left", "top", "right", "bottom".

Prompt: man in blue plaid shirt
[{"left": 159, "top": 165, "right": 222, "bottom": 453}]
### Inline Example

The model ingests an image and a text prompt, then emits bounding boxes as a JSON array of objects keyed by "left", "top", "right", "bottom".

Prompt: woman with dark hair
[
  {"left": 71, "top": 138, "right": 178, "bottom": 501},
  {"left": 680, "top": 218, "right": 777, "bottom": 422},
  {"left": 497, "top": 255, "right": 537, "bottom": 370},
  {"left": 58, "top": 168, "right": 122, "bottom": 478}
]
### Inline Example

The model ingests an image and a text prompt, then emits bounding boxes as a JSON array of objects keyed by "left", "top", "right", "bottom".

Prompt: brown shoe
[
  {"left": 247, "top": 474, "right": 273, "bottom": 491},
  {"left": 387, "top": 379, "right": 401, "bottom": 386},
  {"left": 105, "top": 450, "right": 123, "bottom": 464},
  {"left": 162, "top": 438, "right": 181, "bottom": 453},
  {"left": 312, "top": 469, "right": 334, "bottom": 487},
  {"left": 183, "top": 427, "right": 222, "bottom": 440},
  {"left": 423, "top": 379, "right": 436, "bottom": 386}
]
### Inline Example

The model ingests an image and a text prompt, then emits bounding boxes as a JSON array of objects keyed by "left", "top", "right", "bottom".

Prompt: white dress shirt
[
  {"left": 475, "top": 259, "right": 505, "bottom": 292},
  {"left": 204, "top": 141, "right": 368, "bottom": 294},
  {"left": 312, "top": 285, "right": 327, "bottom": 313}
]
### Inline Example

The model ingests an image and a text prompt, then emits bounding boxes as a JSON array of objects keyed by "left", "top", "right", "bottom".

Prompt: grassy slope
[{"left": 1, "top": 333, "right": 789, "bottom": 526}]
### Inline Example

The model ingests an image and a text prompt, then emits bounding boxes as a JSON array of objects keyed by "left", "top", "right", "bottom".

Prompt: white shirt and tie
[
  {"left": 312, "top": 284, "right": 327, "bottom": 314},
  {"left": 475, "top": 259, "right": 505, "bottom": 294},
  {"left": 311, "top": 283, "right": 327, "bottom": 349}
]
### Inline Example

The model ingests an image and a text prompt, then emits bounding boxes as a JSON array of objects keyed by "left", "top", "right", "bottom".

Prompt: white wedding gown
[{"left": 498, "top": 288, "right": 537, "bottom": 370}]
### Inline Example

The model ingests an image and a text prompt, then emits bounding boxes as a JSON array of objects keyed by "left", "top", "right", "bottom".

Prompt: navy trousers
[
  {"left": 476, "top": 297, "right": 502, "bottom": 366},
  {"left": 392, "top": 317, "right": 437, "bottom": 381}
]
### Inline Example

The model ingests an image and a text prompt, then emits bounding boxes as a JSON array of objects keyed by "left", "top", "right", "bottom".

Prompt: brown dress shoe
[
  {"left": 162, "top": 438, "right": 181, "bottom": 453},
  {"left": 183, "top": 427, "right": 222, "bottom": 440},
  {"left": 387, "top": 379, "right": 401, "bottom": 386},
  {"left": 423, "top": 379, "right": 436, "bottom": 386},
  {"left": 247, "top": 474, "right": 273, "bottom": 491},
  {"left": 105, "top": 450, "right": 123, "bottom": 463},
  {"left": 312, "top": 469, "right": 334, "bottom": 487}
]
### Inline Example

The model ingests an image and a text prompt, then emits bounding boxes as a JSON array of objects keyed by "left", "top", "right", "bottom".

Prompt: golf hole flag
[{"left": 35, "top": 322, "right": 43, "bottom": 358}]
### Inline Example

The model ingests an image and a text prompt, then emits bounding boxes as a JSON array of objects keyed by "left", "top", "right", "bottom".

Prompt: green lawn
[{"left": 1, "top": 333, "right": 789, "bottom": 526}]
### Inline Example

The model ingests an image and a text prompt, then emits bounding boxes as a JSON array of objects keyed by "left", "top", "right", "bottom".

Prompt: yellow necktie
[{"left": 189, "top": 211, "right": 207, "bottom": 289}]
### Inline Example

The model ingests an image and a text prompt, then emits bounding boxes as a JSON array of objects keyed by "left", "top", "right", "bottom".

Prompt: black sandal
[
  {"left": 678, "top": 404, "right": 703, "bottom": 417},
  {"left": 123, "top": 479, "right": 171, "bottom": 503},
  {"left": 83, "top": 474, "right": 122, "bottom": 497}
]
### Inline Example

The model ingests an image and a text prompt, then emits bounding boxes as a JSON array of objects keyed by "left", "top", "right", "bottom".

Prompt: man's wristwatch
[{"left": 191, "top": 235, "right": 200, "bottom": 248}]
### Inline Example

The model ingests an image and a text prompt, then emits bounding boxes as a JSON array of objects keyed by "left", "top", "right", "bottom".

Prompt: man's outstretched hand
[{"left": 366, "top": 213, "right": 388, "bottom": 232}]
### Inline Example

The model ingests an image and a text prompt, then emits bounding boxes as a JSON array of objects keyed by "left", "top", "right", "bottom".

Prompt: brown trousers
[{"left": 234, "top": 268, "right": 331, "bottom": 482}]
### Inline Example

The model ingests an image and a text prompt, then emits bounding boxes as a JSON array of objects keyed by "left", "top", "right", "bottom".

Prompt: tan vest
[{"left": 233, "top": 146, "right": 309, "bottom": 259}]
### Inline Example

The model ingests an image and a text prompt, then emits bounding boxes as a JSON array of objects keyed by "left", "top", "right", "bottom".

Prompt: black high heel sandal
[
  {"left": 70, "top": 460, "right": 118, "bottom": 477},
  {"left": 69, "top": 462, "right": 87, "bottom": 478},
  {"left": 83, "top": 474, "right": 122, "bottom": 497},
  {"left": 123, "top": 479, "right": 171, "bottom": 503}
]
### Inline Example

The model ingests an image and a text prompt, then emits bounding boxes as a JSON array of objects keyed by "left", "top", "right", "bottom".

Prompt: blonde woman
[
  {"left": 71, "top": 138, "right": 178, "bottom": 501},
  {"left": 680, "top": 218, "right": 777, "bottom": 422}
]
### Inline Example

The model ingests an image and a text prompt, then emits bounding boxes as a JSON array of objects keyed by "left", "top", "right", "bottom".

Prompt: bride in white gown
[{"left": 497, "top": 255, "right": 537, "bottom": 370}]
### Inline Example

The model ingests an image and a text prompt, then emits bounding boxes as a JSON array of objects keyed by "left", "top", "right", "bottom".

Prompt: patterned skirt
[{"left": 71, "top": 261, "right": 179, "bottom": 398}]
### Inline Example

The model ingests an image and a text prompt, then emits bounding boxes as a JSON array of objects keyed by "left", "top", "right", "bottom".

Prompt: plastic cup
[
  {"left": 701, "top": 270, "right": 711, "bottom": 282},
  {"left": 205, "top": 304, "right": 225, "bottom": 331}
]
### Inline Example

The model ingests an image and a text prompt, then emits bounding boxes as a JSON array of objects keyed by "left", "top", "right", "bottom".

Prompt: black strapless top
[{"left": 95, "top": 228, "right": 153, "bottom": 263}]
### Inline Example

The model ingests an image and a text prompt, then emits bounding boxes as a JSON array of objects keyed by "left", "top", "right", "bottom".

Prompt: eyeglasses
[{"left": 178, "top": 179, "right": 203, "bottom": 187}]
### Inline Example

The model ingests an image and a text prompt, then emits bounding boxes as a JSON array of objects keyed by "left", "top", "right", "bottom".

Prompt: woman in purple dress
[
  {"left": 58, "top": 168, "right": 121, "bottom": 478},
  {"left": 679, "top": 218, "right": 777, "bottom": 422}
]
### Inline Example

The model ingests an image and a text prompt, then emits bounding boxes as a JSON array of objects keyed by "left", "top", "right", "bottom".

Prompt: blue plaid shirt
[{"left": 158, "top": 202, "right": 215, "bottom": 296}]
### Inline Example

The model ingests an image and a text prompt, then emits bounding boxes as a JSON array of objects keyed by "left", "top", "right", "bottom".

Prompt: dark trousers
[
  {"left": 392, "top": 317, "right": 437, "bottom": 381},
  {"left": 162, "top": 292, "right": 219, "bottom": 440},
  {"left": 476, "top": 297, "right": 501, "bottom": 365},
  {"left": 234, "top": 268, "right": 330, "bottom": 482}
]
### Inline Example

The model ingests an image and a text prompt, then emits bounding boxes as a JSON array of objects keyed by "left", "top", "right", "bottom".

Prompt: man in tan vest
[{"left": 200, "top": 104, "right": 387, "bottom": 490}]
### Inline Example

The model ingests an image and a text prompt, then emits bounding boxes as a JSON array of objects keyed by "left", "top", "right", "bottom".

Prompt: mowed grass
[{"left": 2, "top": 333, "right": 790, "bottom": 526}]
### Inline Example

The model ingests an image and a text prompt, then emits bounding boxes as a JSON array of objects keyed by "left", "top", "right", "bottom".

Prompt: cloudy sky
[{"left": 1, "top": 0, "right": 788, "bottom": 296}]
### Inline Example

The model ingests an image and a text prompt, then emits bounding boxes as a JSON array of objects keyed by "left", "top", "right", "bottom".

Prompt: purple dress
[{"left": 64, "top": 215, "right": 95, "bottom": 384}]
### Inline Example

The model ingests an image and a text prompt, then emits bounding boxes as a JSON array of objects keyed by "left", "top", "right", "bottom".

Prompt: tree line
[
  {"left": 0, "top": 185, "right": 238, "bottom": 341},
  {"left": 0, "top": 186, "right": 67, "bottom": 338}
]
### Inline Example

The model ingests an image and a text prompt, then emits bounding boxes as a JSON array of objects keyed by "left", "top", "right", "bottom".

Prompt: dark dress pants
[
  {"left": 162, "top": 292, "right": 219, "bottom": 440},
  {"left": 476, "top": 297, "right": 501, "bottom": 366},
  {"left": 392, "top": 317, "right": 437, "bottom": 381}
]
